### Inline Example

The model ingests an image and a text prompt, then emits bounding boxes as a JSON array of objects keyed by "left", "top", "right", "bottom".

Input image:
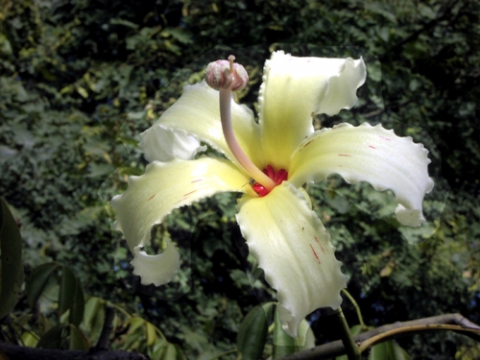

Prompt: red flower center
[{"left": 252, "top": 165, "right": 288, "bottom": 197}]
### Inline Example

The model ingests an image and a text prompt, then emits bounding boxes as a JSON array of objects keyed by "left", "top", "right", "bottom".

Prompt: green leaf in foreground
[
  {"left": 368, "top": 340, "right": 410, "bottom": 360},
  {"left": 237, "top": 302, "right": 276, "bottom": 360},
  {"left": 161, "top": 343, "right": 177, "bottom": 360},
  {"left": 26, "top": 262, "right": 61, "bottom": 308},
  {"left": 0, "top": 197, "right": 24, "bottom": 319},
  {"left": 159, "top": 343, "right": 186, "bottom": 360},
  {"left": 69, "top": 324, "right": 90, "bottom": 350},
  {"left": 37, "top": 324, "right": 66, "bottom": 349},
  {"left": 81, "top": 296, "right": 106, "bottom": 342},
  {"left": 59, "top": 265, "right": 77, "bottom": 316},
  {"left": 69, "top": 280, "right": 85, "bottom": 327},
  {"left": 272, "top": 308, "right": 315, "bottom": 359}
]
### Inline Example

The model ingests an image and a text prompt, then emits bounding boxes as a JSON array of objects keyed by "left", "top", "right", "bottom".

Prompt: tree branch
[
  {"left": 0, "top": 307, "right": 150, "bottom": 360},
  {"left": 329, "top": 308, "right": 360, "bottom": 360},
  {"left": 358, "top": 323, "right": 480, "bottom": 353},
  {"left": 277, "top": 313, "right": 480, "bottom": 360},
  {"left": 0, "top": 343, "right": 149, "bottom": 360}
]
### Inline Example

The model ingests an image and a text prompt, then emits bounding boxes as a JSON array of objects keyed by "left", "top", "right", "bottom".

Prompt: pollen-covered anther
[
  {"left": 205, "top": 55, "right": 249, "bottom": 91},
  {"left": 252, "top": 165, "right": 288, "bottom": 197}
]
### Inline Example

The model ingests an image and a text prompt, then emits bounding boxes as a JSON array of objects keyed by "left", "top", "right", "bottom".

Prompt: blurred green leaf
[
  {"left": 159, "top": 343, "right": 186, "bottom": 360},
  {"left": 173, "top": 344, "right": 186, "bottom": 360},
  {"left": 110, "top": 18, "right": 139, "bottom": 30},
  {"left": 272, "top": 309, "right": 315, "bottom": 359},
  {"left": 127, "top": 316, "right": 146, "bottom": 334},
  {"left": 0, "top": 34, "right": 13, "bottom": 56},
  {"left": 161, "top": 343, "right": 177, "bottom": 360},
  {"left": 162, "top": 28, "right": 193, "bottom": 44},
  {"left": 364, "top": 2, "right": 397, "bottom": 23},
  {"left": 26, "top": 262, "right": 61, "bottom": 308},
  {"left": 69, "top": 280, "right": 85, "bottom": 327},
  {"left": 69, "top": 324, "right": 90, "bottom": 350},
  {"left": 58, "top": 265, "right": 85, "bottom": 326},
  {"left": 368, "top": 340, "right": 410, "bottom": 360},
  {"left": 37, "top": 324, "right": 66, "bottom": 349},
  {"left": 0, "top": 197, "right": 24, "bottom": 319},
  {"left": 76, "top": 86, "right": 89, "bottom": 98},
  {"left": 21, "top": 331, "right": 38, "bottom": 347},
  {"left": 237, "top": 302, "right": 275, "bottom": 360},
  {"left": 59, "top": 265, "right": 76, "bottom": 316},
  {"left": 81, "top": 296, "right": 106, "bottom": 341},
  {"left": 146, "top": 321, "right": 157, "bottom": 346}
]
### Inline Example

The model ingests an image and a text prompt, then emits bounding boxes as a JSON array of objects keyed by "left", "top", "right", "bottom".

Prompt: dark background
[{"left": 1, "top": 0, "right": 479, "bottom": 358}]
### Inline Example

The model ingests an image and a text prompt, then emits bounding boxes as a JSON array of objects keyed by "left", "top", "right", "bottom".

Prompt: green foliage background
[{"left": 1, "top": 0, "right": 479, "bottom": 358}]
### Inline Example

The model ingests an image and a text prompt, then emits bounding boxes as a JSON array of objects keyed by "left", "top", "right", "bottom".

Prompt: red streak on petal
[
  {"left": 183, "top": 190, "right": 197, "bottom": 197},
  {"left": 147, "top": 194, "right": 156, "bottom": 201},
  {"left": 379, "top": 136, "right": 391, "bottom": 141},
  {"left": 314, "top": 236, "right": 326, "bottom": 253},
  {"left": 369, "top": 145, "right": 376, "bottom": 149},
  {"left": 309, "top": 244, "right": 321, "bottom": 264},
  {"left": 191, "top": 179, "right": 203, "bottom": 183},
  {"left": 338, "top": 154, "right": 351, "bottom": 157}
]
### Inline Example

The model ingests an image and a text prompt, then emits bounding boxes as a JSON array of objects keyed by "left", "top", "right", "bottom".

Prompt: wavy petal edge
[
  {"left": 290, "top": 122, "right": 434, "bottom": 227},
  {"left": 139, "top": 125, "right": 206, "bottom": 162},
  {"left": 236, "top": 182, "right": 346, "bottom": 336}
]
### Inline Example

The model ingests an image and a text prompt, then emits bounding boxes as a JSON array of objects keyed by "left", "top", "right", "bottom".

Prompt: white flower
[{"left": 111, "top": 51, "right": 434, "bottom": 336}]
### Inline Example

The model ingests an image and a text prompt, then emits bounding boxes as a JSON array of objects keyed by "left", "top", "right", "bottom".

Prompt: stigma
[
  {"left": 205, "top": 55, "right": 249, "bottom": 91},
  {"left": 252, "top": 165, "right": 288, "bottom": 197}
]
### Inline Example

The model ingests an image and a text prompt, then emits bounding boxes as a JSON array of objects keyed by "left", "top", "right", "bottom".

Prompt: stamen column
[{"left": 206, "top": 56, "right": 275, "bottom": 191}]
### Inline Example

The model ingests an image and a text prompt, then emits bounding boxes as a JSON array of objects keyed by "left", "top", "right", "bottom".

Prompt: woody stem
[{"left": 219, "top": 88, "right": 275, "bottom": 190}]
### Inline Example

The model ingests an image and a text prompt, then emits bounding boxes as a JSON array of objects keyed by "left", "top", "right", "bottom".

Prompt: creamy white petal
[
  {"left": 153, "top": 81, "right": 264, "bottom": 168},
  {"left": 317, "top": 57, "right": 367, "bottom": 116},
  {"left": 131, "top": 244, "right": 180, "bottom": 286},
  {"left": 140, "top": 125, "right": 206, "bottom": 161},
  {"left": 236, "top": 182, "right": 346, "bottom": 337},
  {"left": 258, "top": 51, "right": 366, "bottom": 169},
  {"left": 111, "top": 157, "right": 251, "bottom": 285},
  {"left": 289, "top": 123, "right": 434, "bottom": 227}
]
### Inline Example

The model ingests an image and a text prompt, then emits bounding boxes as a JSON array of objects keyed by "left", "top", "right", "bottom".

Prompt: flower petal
[
  {"left": 236, "top": 182, "right": 345, "bottom": 337},
  {"left": 130, "top": 244, "right": 180, "bottom": 286},
  {"left": 154, "top": 81, "right": 264, "bottom": 168},
  {"left": 289, "top": 123, "right": 434, "bottom": 227},
  {"left": 111, "top": 157, "right": 251, "bottom": 285},
  {"left": 258, "top": 51, "right": 366, "bottom": 169},
  {"left": 140, "top": 125, "right": 206, "bottom": 161}
]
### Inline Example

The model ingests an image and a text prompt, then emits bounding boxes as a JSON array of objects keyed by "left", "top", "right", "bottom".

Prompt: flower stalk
[
  {"left": 341, "top": 289, "right": 366, "bottom": 330},
  {"left": 329, "top": 307, "right": 360, "bottom": 360}
]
